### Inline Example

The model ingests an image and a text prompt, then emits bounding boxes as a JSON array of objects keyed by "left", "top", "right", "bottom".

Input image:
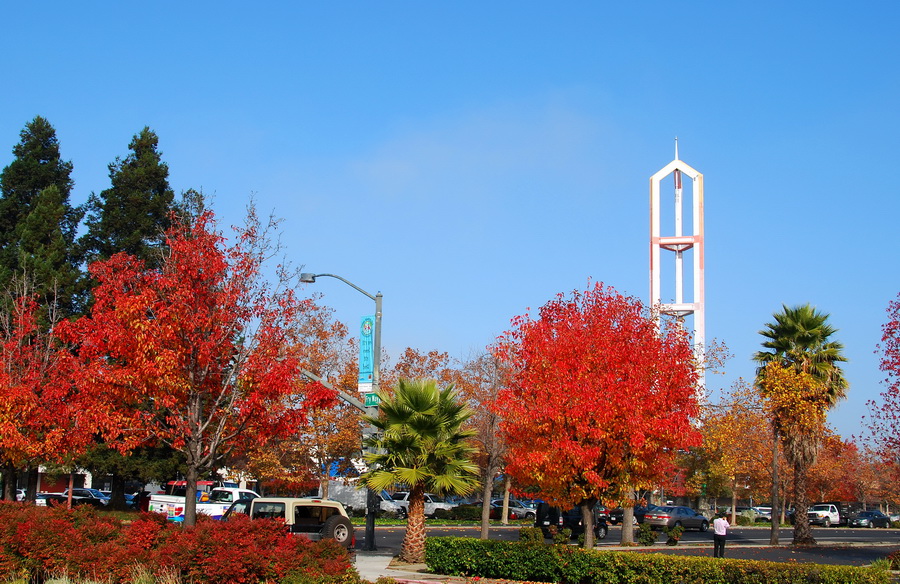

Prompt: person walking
[{"left": 713, "top": 512, "right": 730, "bottom": 558}]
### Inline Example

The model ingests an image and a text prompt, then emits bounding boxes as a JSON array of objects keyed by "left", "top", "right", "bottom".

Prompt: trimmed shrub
[
  {"left": 636, "top": 522, "right": 658, "bottom": 546},
  {"left": 425, "top": 536, "right": 891, "bottom": 584},
  {"left": 735, "top": 514, "right": 756, "bottom": 526},
  {"left": 552, "top": 527, "right": 571, "bottom": 545},
  {"left": 0, "top": 502, "right": 356, "bottom": 584},
  {"left": 518, "top": 527, "right": 544, "bottom": 544},
  {"left": 449, "top": 504, "right": 482, "bottom": 521}
]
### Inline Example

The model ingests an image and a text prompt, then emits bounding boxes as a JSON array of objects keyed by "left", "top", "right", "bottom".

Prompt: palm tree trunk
[
  {"left": 792, "top": 461, "right": 816, "bottom": 545},
  {"left": 400, "top": 483, "right": 428, "bottom": 563}
]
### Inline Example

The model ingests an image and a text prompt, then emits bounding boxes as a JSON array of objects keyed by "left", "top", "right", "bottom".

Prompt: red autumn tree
[
  {"left": 58, "top": 208, "right": 335, "bottom": 525},
  {"left": 0, "top": 284, "right": 94, "bottom": 500},
  {"left": 493, "top": 282, "right": 701, "bottom": 547},
  {"left": 871, "top": 293, "right": 900, "bottom": 466}
]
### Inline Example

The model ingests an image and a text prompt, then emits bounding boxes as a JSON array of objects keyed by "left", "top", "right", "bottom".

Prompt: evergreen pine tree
[
  {"left": 0, "top": 116, "right": 83, "bottom": 315},
  {"left": 80, "top": 127, "right": 175, "bottom": 268}
]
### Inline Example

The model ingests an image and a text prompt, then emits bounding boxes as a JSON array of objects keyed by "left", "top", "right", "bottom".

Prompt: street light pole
[{"left": 299, "top": 273, "right": 381, "bottom": 551}]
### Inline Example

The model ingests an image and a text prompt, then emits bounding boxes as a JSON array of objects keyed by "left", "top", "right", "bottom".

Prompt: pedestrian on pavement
[{"left": 713, "top": 512, "right": 730, "bottom": 558}]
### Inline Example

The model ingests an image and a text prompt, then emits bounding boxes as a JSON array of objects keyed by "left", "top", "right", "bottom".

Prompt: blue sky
[{"left": 2, "top": 1, "right": 898, "bottom": 440}]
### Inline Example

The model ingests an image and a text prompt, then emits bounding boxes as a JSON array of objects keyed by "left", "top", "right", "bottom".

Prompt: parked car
[
  {"left": 223, "top": 497, "right": 354, "bottom": 548},
  {"left": 390, "top": 492, "right": 457, "bottom": 517},
  {"left": 848, "top": 510, "right": 891, "bottom": 528},
  {"left": 472, "top": 501, "right": 519, "bottom": 520},
  {"left": 754, "top": 506, "right": 773, "bottom": 522},
  {"left": 608, "top": 503, "right": 659, "bottom": 525},
  {"left": 44, "top": 488, "right": 110, "bottom": 508},
  {"left": 534, "top": 503, "right": 608, "bottom": 540},
  {"left": 379, "top": 490, "right": 407, "bottom": 516},
  {"left": 643, "top": 506, "right": 709, "bottom": 531},
  {"left": 491, "top": 498, "right": 535, "bottom": 520},
  {"left": 593, "top": 504, "right": 612, "bottom": 522}
]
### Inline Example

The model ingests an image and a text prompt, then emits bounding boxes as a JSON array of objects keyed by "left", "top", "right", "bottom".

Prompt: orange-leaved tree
[
  {"left": 494, "top": 282, "right": 701, "bottom": 547},
  {"left": 0, "top": 285, "right": 94, "bottom": 501},
  {"left": 758, "top": 361, "right": 829, "bottom": 544},
  {"left": 58, "top": 207, "right": 336, "bottom": 525}
]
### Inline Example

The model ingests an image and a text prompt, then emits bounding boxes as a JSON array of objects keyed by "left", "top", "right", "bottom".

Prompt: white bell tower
[{"left": 649, "top": 140, "right": 705, "bottom": 385}]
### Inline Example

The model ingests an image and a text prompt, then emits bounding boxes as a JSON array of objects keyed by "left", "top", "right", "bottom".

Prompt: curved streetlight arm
[{"left": 300, "top": 273, "right": 375, "bottom": 301}]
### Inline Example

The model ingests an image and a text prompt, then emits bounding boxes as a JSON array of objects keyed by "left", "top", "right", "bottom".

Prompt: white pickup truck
[
  {"left": 149, "top": 486, "right": 259, "bottom": 521},
  {"left": 807, "top": 503, "right": 841, "bottom": 527}
]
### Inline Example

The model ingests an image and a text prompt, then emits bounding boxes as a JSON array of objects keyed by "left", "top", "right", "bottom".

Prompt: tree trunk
[
  {"left": 400, "top": 483, "right": 427, "bottom": 563},
  {"left": 730, "top": 481, "right": 737, "bottom": 525},
  {"left": 1, "top": 461, "right": 15, "bottom": 501},
  {"left": 109, "top": 473, "right": 129, "bottom": 511},
  {"left": 581, "top": 501, "right": 594, "bottom": 549},
  {"left": 769, "top": 427, "right": 780, "bottom": 545},
  {"left": 26, "top": 467, "right": 38, "bottom": 502},
  {"left": 66, "top": 471, "right": 75, "bottom": 509},
  {"left": 792, "top": 461, "right": 816, "bottom": 545},
  {"left": 619, "top": 502, "right": 635, "bottom": 545},
  {"left": 184, "top": 465, "right": 199, "bottom": 527},
  {"left": 501, "top": 475, "right": 511, "bottom": 525},
  {"left": 479, "top": 474, "right": 493, "bottom": 540}
]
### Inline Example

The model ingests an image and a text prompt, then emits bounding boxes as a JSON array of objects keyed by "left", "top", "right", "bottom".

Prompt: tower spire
[{"left": 674, "top": 136, "right": 679, "bottom": 160}]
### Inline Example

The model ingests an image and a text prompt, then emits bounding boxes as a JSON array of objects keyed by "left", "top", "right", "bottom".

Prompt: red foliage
[
  {"left": 0, "top": 295, "right": 93, "bottom": 469},
  {"left": 493, "top": 282, "right": 701, "bottom": 507},
  {"left": 869, "top": 293, "right": 900, "bottom": 468},
  {"left": 57, "top": 209, "right": 336, "bottom": 525},
  {"left": 0, "top": 503, "right": 354, "bottom": 584}
]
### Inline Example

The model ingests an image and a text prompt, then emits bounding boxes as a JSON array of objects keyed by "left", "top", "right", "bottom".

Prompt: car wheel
[
  {"left": 823, "top": 517, "right": 831, "bottom": 527},
  {"left": 322, "top": 516, "right": 354, "bottom": 548},
  {"left": 699, "top": 520, "right": 709, "bottom": 532},
  {"left": 869, "top": 522, "right": 875, "bottom": 528},
  {"left": 595, "top": 524, "right": 608, "bottom": 540},
  {"left": 673, "top": 521, "right": 682, "bottom": 529},
  {"left": 526, "top": 511, "right": 535, "bottom": 520}
]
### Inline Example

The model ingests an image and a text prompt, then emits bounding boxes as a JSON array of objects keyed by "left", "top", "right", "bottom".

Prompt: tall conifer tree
[
  {"left": 0, "top": 116, "right": 83, "bottom": 315},
  {"left": 80, "top": 127, "right": 175, "bottom": 268}
]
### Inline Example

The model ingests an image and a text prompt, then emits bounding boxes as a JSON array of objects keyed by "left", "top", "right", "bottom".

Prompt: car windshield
[
  {"left": 428, "top": 495, "right": 446, "bottom": 503},
  {"left": 391, "top": 493, "right": 407, "bottom": 501},
  {"left": 656, "top": 506, "right": 676, "bottom": 513},
  {"left": 811, "top": 505, "right": 831, "bottom": 512},
  {"left": 209, "top": 490, "right": 234, "bottom": 503}
]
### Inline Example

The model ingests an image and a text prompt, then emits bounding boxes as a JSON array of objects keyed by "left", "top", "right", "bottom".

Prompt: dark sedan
[
  {"left": 608, "top": 503, "right": 659, "bottom": 525},
  {"left": 848, "top": 510, "right": 891, "bottom": 528}
]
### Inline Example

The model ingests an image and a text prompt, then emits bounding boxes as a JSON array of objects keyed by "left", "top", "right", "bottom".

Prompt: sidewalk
[{"left": 354, "top": 547, "right": 462, "bottom": 583}]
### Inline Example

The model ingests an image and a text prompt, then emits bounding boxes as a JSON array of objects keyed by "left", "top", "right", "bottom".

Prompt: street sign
[{"left": 364, "top": 393, "right": 381, "bottom": 408}]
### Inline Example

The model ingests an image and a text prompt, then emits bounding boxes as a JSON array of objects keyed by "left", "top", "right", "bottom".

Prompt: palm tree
[
  {"left": 754, "top": 303, "right": 847, "bottom": 546},
  {"left": 754, "top": 303, "right": 848, "bottom": 402},
  {"left": 359, "top": 379, "right": 480, "bottom": 563}
]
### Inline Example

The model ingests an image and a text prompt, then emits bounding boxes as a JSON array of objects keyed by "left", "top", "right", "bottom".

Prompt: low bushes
[
  {"left": 424, "top": 537, "right": 891, "bottom": 584},
  {"left": 0, "top": 502, "right": 356, "bottom": 584}
]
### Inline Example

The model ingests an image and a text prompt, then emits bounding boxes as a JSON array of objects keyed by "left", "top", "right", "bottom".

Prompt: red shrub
[{"left": 0, "top": 503, "right": 355, "bottom": 584}]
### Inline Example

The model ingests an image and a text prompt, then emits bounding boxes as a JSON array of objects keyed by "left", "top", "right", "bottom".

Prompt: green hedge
[{"left": 424, "top": 537, "right": 890, "bottom": 584}]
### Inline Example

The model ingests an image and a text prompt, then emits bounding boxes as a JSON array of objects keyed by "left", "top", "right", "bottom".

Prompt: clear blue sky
[{"left": 3, "top": 2, "right": 898, "bottom": 440}]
